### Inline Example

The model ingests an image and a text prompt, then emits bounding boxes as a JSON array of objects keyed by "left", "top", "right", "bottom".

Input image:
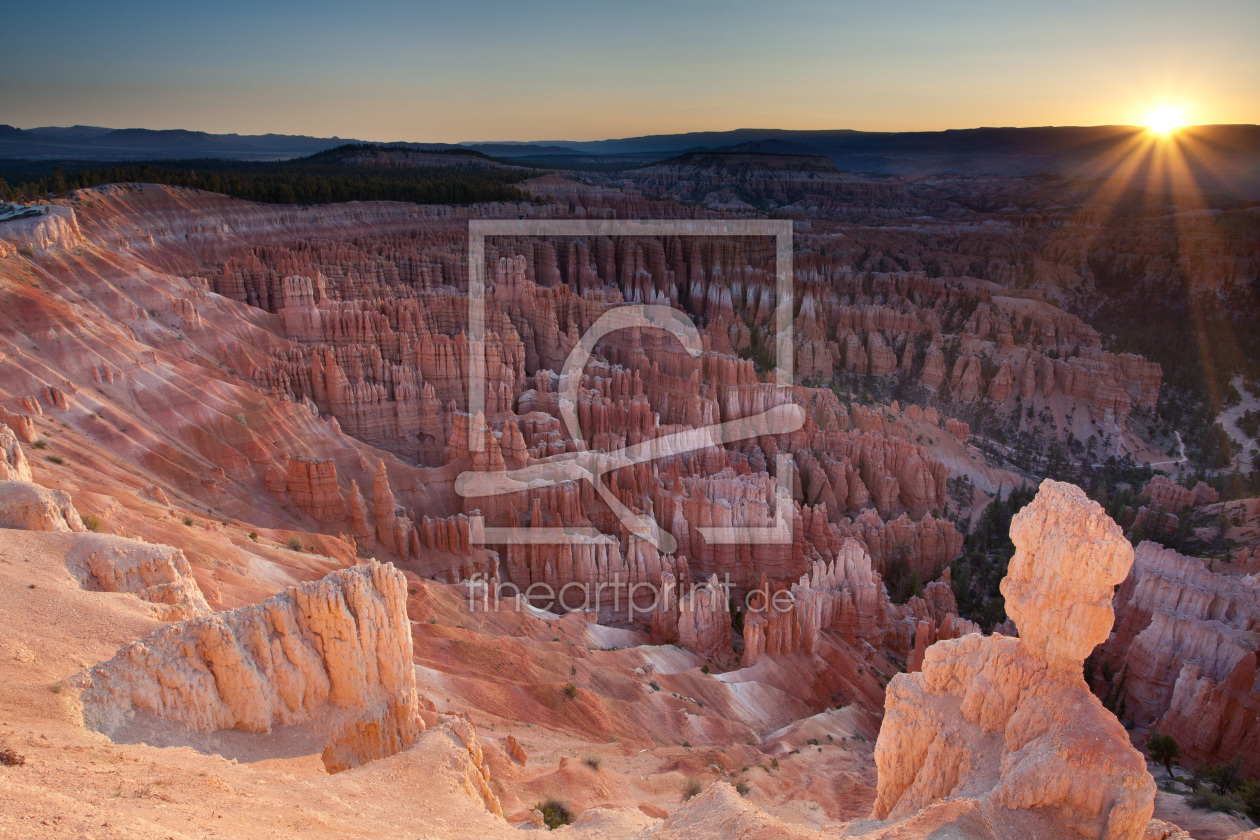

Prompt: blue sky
[{"left": 2, "top": 0, "right": 1256, "bottom": 141}]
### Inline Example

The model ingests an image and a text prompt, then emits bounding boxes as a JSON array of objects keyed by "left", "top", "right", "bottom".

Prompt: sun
[{"left": 1144, "top": 106, "right": 1186, "bottom": 136}]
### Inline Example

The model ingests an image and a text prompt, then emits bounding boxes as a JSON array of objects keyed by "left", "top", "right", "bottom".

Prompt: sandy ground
[
  {"left": 0, "top": 529, "right": 517, "bottom": 840},
  {"left": 0, "top": 528, "right": 882, "bottom": 839}
]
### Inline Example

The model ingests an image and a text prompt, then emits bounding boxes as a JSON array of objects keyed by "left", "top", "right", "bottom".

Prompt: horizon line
[{"left": 8, "top": 122, "right": 1260, "bottom": 148}]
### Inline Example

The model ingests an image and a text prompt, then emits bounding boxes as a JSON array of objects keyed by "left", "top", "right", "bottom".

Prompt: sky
[{"left": 2, "top": 0, "right": 1257, "bottom": 143}]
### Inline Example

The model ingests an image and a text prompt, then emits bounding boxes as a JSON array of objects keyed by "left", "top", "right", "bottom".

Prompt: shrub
[
  {"left": 682, "top": 778, "right": 703, "bottom": 801},
  {"left": 1189, "top": 786, "right": 1242, "bottom": 814},
  {"left": 81, "top": 514, "right": 102, "bottom": 533},
  {"left": 770, "top": 758, "right": 779, "bottom": 770},
  {"left": 45, "top": 454, "right": 64, "bottom": 465},
  {"left": 182, "top": 515, "right": 193, "bottom": 526},
  {"left": 649, "top": 681, "right": 660, "bottom": 691},
  {"left": 583, "top": 755, "right": 601, "bottom": 771},
  {"left": 1205, "top": 761, "right": 1244, "bottom": 794},
  {"left": 1187, "top": 760, "right": 1257, "bottom": 819},
  {"left": 535, "top": 799, "right": 572, "bottom": 830},
  {"left": 1238, "top": 409, "right": 1260, "bottom": 441},
  {"left": 287, "top": 536, "right": 303, "bottom": 552},
  {"left": 428, "top": 617, "right": 437, "bottom": 624},
  {"left": 30, "top": 440, "right": 47, "bottom": 449},
  {"left": 1147, "top": 732, "right": 1181, "bottom": 777},
  {"left": 1240, "top": 780, "right": 1260, "bottom": 822},
  {"left": 681, "top": 741, "right": 692, "bottom": 748},
  {"left": 735, "top": 780, "right": 750, "bottom": 796},
  {"left": 0, "top": 745, "right": 24, "bottom": 767},
  {"left": 563, "top": 682, "right": 578, "bottom": 700},
  {"left": 234, "top": 412, "right": 248, "bottom": 426},
  {"left": 248, "top": 531, "right": 258, "bottom": 541},
  {"left": 701, "top": 664, "right": 710, "bottom": 674},
  {"left": 806, "top": 738, "right": 820, "bottom": 746}
]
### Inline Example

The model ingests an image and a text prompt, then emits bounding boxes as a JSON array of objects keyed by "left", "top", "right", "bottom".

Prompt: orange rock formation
[{"left": 872, "top": 480, "right": 1155, "bottom": 839}]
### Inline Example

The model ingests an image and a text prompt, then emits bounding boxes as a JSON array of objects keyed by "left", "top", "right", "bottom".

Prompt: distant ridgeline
[{"left": 0, "top": 144, "right": 537, "bottom": 205}]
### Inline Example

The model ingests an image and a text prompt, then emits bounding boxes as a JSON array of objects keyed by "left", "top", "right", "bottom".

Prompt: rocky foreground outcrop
[
  {"left": 65, "top": 533, "right": 212, "bottom": 621},
  {"left": 81, "top": 561, "right": 423, "bottom": 772},
  {"left": 0, "top": 480, "right": 86, "bottom": 532},
  {"left": 871, "top": 479, "right": 1155, "bottom": 840}
]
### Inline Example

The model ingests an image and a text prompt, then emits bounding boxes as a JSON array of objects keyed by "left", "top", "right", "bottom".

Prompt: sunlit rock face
[
  {"left": 81, "top": 561, "right": 423, "bottom": 771},
  {"left": 1002, "top": 479, "right": 1135, "bottom": 675},
  {"left": 872, "top": 479, "right": 1155, "bottom": 840}
]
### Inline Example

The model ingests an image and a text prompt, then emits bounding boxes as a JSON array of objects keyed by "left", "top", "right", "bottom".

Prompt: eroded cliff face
[
  {"left": 1131, "top": 477, "right": 1222, "bottom": 536},
  {"left": 1099, "top": 541, "right": 1260, "bottom": 776},
  {"left": 742, "top": 539, "right": 889, "bottom": 666},
  {"left": 872, "top": 479, "right": 1155, "bottom": 840},
  {"left": 81, "top": 561, "right": 423, "bottom": 771}
]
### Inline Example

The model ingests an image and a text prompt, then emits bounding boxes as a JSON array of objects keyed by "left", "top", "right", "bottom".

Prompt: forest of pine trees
[{"left": 0, "top": 145, "right": 535, "bottom": 206}]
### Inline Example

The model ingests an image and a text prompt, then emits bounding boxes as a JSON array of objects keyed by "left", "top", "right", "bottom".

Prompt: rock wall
[
  {"left": 284, "top": 456, "right": 349, "bottom": 523},
  {"left": 902, "top": 572, "right": 981, "bottom": 672},
  {"left": 741, "top": 539, "right": 890, "bottom": 666},
  {"left": 676, "top": 573, "right": 734, "bottom": 661},
  {"left": 1141, "top": 476, "right": 1219, "bottom": 515},
  {"left": 1099, "top": 541, "right": 1260, "bottom": 775}
]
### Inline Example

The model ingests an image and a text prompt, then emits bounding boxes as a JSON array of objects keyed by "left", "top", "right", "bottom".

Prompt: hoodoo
[{"left": 872, "top": 480, "right": 1155, "bottom": 839}]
